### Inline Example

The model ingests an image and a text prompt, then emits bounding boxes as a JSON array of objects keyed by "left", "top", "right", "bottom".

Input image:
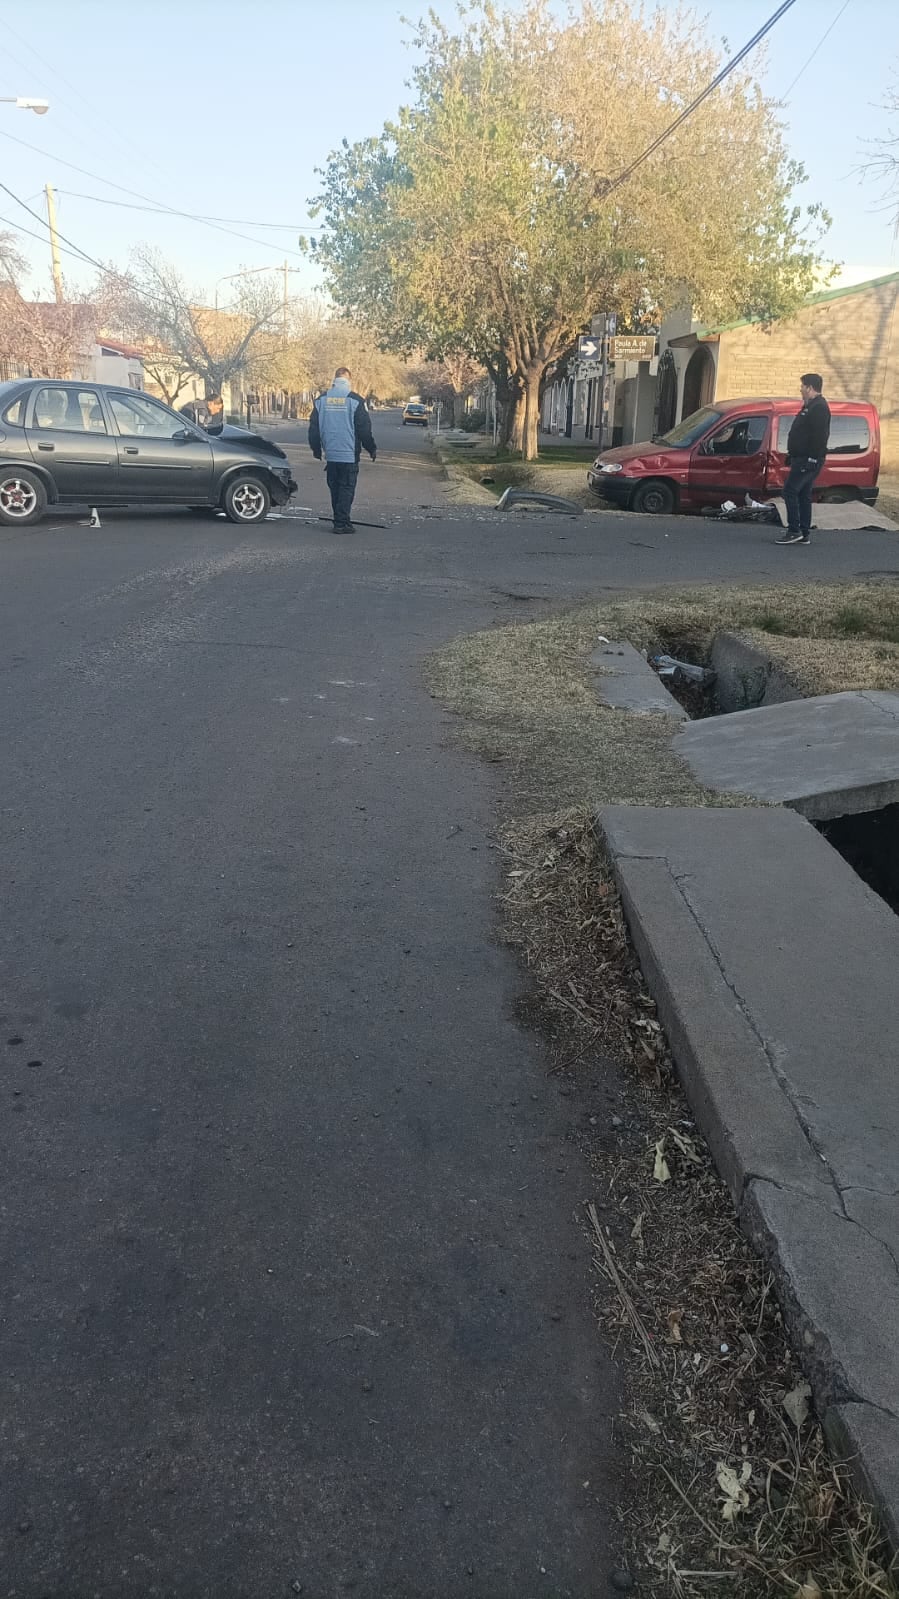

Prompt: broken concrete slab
[
  {"left": 590, "top": 641, "right": 687, "bottom": 720},
  {"left": 675, "top": 690, "right": 899, "bottom": 819},
  {"left": 599, "top": 802, "right": 899, "bottom": 1541},
  {"left": 600, "top": 804, "right": 899, "bottom": 1199},
  {"left": 743, "top": 1179, "right": 899, "bottom": 1418},
  {"left": 609, "top": 852, "right": 834, "bottom": 1206},
  {"left": 710, "top": 631, "right": 801, "bottom": 713}
]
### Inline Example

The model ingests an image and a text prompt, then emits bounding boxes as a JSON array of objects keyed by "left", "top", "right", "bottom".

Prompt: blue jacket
[{"left": 309, "top": 379, "right": 376, "bottom": 464}]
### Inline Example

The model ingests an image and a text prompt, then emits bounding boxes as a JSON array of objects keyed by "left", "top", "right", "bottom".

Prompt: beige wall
[{"left": 714, "top": 277, "right": 899, "bottom": 473}]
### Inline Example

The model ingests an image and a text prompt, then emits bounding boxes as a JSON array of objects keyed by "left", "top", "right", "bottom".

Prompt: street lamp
[{"left": 0, "top": 97, "right": 50, "bottom": 114}]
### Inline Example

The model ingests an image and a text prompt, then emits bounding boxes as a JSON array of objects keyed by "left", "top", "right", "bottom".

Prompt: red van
[{"left": 588, "top": 398, "right": 880, "bottom": 515}]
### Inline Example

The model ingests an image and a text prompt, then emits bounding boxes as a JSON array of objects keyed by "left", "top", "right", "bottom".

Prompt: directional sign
[{"left": 578, "top": 335, "right": 600, "bottom": 360}]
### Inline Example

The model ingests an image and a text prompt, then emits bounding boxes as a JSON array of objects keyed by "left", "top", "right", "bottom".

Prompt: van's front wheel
[{"left": 631, "top": 479, "right": 676, "bottom": 515}]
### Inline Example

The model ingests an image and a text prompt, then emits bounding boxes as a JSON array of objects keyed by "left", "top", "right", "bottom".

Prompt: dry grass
[
  {"left": 426, "top": 582, "right": 899, "bottom": 816},
  {"left": 499, "top": 815, "right": 899, "bottom": 1597}
]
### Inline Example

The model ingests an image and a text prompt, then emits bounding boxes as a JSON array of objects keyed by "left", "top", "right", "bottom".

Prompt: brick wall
[{"left": 714, "top": 277, "right": 899, "bottom": 472}]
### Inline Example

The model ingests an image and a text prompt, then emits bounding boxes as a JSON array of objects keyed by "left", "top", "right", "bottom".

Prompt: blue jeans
[
  {"left": 783, "top": 457, "right": 822, "bottom": 534},
  {"left": 325, "top": 461, "right": 358, "bottom": 526}
]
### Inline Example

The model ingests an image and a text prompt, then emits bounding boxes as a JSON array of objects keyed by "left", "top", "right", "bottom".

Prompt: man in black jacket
[{"left": 776, "top": 373, "right": 831, "bottom": 546}]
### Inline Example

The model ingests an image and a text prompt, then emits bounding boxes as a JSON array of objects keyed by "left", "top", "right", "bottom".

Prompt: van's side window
[
  {"left": 776, "top": 415, "right": 870, "bottom": 455},
  {"left": 706, "top": 415, "right": 768, "bottom": 456},
  {"left": 826, "top": 416, "right": 871, "bottom": 455}
]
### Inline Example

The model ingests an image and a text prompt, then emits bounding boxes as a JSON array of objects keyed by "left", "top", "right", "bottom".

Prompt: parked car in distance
[
  {"left": 587, "top": 398, "right": 881, "bottom": 515},
  {"left": 0, "top": 379, "right": 297, "bottom": 528},
  {"left": 402, "top": 402, "right": 429, "bottom": 427}
]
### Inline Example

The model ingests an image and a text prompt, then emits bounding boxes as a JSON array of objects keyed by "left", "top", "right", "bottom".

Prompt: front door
[
  {"left": 106, "top": 391, "right": 214, "bottom": 502},
  {"left": 26, "top": 384, "right": 119, "bottom": 502},
  {"left": 687, "top": 414, "right": 770, "bottom": 506}
]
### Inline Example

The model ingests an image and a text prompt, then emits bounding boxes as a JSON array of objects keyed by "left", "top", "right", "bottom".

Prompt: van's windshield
[{"left": 656, "top": 407, "right": 722, "bottom": 449}]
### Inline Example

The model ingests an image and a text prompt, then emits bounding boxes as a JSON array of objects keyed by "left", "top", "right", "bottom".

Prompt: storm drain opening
[
  {"left": 816, "top": 803, "right": 899, "bottom": 915},
  {"left": 643, "top": 633, "right": 899, "bottom": 917}
]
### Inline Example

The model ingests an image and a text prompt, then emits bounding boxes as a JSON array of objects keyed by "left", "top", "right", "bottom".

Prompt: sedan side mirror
[{"left": 173, "top": 427, "right": 198, "bottom": 441}]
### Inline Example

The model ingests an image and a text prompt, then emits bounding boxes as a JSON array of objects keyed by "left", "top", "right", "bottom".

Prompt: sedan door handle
[
  {"left": 124, "top": 446, "right": 139, "bottom": 455},
  {"left": 37, "top": 442, "right": 54, "bottom": 451}
]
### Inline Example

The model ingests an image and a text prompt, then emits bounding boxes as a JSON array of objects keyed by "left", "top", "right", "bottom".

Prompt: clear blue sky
[{"left": 1, "top": 0, "right": 896, "bottom": 306}]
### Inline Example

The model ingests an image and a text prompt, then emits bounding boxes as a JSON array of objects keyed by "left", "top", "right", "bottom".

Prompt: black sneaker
[
  {"left": 798, "top": 533, "right": 811, "bottom": 545},
  {"left": 333, "top": 522, "right": 356, "bottom": 534},
  {"left": 775, "top": 531, "right": 804, "bottom": 545}
]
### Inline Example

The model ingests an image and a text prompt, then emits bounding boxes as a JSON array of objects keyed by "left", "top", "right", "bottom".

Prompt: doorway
[{"left": 682, "top": 345, "right": 715, "bottom": 418}]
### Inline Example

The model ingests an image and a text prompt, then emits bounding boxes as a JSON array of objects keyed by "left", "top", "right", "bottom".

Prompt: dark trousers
[
  {"left": 325, "top": 461, "right": 359, "bottom": 526},
  {"left": 783, "top": 457, "right": 822, "bottom": 534}
]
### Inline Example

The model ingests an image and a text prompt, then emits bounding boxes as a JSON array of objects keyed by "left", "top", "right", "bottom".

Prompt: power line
[
  {"left": 0, "top": 183, "right": 294, "bottom": 321},
  {"left": 599, "top": 0, "right": 799, "bottom": 201},
  {"left": 0, "top": 178, "right": 108, "bottom": 275},
  {"left": 780, "top": 0, "right": 852, "bottom": 101},
  {"left": 0, "top": 211, "right": 99, "bottom": 271},
  {"left": 54, "top": 188, "right": 314, "bottom": 231},
  {"left": 0, "top": 125, "right": 308, "bottom": 259}
]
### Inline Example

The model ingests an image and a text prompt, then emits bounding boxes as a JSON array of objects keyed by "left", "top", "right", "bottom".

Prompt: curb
[{"left": 599, "top": 803, "right": 899, "bottom": 1548}]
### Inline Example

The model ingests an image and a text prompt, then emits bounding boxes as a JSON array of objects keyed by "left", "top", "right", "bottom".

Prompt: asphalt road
[{"left": 2, "top": 411, "right": 897, "bottom": 1599}]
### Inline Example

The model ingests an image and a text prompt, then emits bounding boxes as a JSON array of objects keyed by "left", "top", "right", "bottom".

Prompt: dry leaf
[
  {"left": 668, "top": 1126, "right": 701, "bottom": 1165},
  {"left": 716, "top": 1459, "right": 751, "bottom": 1521},
  {"left": 666, "top": 1309, "right": 683, "bottom": 1344},
  {"left": 653, "top": 1139, "right": 671, "bottom": 1183},
  {"left": 630, "top": 1213, "right": 644, "bottom": 1248},
  {"left": 782, "top": 1380, "right": 812, "bottom": 1430},
  {"left": 794, "top": 1580, "right": 823, "bottom": 1599}
]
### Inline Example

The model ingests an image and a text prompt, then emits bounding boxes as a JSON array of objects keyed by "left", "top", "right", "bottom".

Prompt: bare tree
[
  {"left": 115, "top": 248, "right": 283, "bottom": 399},
  {"left": 138, "top": 340, "right": 197, "bottom": 408},
  {"left": 862, "top": 75, "right": 899, "bottom": 230},
  {"left": 0, "top": 231, "right": 100, "bottom": 378}
]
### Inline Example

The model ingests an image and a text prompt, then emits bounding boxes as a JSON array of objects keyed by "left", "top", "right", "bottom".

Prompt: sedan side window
[
  {"left": 34, "top": 387, "right": 107, "bottom": 433},
  {"left": 109, "top": 393, "right": 182, "bottom": 439}
]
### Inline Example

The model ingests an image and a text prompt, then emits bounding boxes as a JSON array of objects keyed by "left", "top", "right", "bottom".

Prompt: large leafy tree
[{"left": 311, "top": 0, "right": 831, "bottom": 458}]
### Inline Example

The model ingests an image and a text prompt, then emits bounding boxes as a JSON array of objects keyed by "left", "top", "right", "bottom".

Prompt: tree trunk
[
  {"left": 507, "top": 389, "right": 526, "bottom": 453},
  {"left": 487, "top": 355, "right": 522, "bottom": 451},
  {"left": 522, "top": 365, "right": 544, "bottom": 461}
]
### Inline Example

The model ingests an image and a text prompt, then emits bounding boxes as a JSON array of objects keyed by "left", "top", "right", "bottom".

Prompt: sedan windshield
[{"left": 656, "top": 407, "right": 722, "bottom": 449}]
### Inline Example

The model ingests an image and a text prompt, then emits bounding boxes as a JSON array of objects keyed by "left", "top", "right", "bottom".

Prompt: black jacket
[
  {"left": 308, "top": 390, "right": 377, "bottom": 464},
  {"left": 787, "top": 394, "right": 830, "bottom": 462}
]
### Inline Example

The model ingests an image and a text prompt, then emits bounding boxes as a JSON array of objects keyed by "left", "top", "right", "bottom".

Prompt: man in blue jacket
[{"left": 308, "top": 367, "right": 377, "bottom": 533}]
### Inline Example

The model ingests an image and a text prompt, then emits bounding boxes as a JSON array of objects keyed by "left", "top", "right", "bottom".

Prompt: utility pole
[
  {"left": 283, "top": 259, "right": 289, "bottom": 333},
  {"left": 45, "top": 183, "right": 64, "bottom": 304}
]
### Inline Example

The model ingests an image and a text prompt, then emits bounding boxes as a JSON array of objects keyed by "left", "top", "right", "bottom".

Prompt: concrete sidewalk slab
[
  {"left": 590, "top": 641, "right": 687, "bottom": 719},
  {"left": 675, "top": 690, "right": 899, "bottom": 819},
  {"left": 599, "top": 803, "right": 899, "bottom": 1537}
]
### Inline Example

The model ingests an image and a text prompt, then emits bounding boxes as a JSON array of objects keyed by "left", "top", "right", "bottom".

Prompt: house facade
[
  {"left": 656, "top": 271, "right": 899, "bottom": 473},
  {"left": 542, "top": 270, "right": 899, "bottom": 473}
]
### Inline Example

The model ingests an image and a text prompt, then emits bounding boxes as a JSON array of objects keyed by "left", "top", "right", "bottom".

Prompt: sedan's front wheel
[
  {"left": 0, "top": 469, "right": 47, "bottom": 528},
  {"left": 222, "top": 474, "right": 271, "bottom": 525}
]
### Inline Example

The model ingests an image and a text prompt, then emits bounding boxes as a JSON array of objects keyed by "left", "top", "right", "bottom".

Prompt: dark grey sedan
[{"left": 0, "top": 380, "right": 297, "bottom": 527}]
